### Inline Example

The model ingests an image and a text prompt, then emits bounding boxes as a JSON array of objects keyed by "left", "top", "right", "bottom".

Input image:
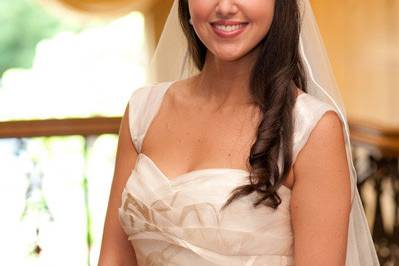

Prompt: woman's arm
[
  {"left": 98, "top": 105, "right": 138, "bottom": 266},
  {"left": 291, "top": 111, "right": 351, "bottom": 266}
]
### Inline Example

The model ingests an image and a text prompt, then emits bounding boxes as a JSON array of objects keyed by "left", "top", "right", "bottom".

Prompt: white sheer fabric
[
  {"left": 119, "top": 81, "right": 337, "bottom": 265},
  {"left": 140, "top": 0, "right": 380, "bottom": 264}
]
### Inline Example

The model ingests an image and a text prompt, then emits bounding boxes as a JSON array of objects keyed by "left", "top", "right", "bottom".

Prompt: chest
[{"left": 141, "top": 102, "right": 260, "bottom": 177}]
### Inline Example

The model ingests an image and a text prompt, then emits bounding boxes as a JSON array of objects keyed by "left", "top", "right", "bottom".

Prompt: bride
[{"left": 99, "top": 0, "right": 379, "bottom": 265}]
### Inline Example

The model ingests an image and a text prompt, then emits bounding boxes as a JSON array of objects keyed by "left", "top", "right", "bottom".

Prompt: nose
[{"left": 215, "top": 0, "right": 238, "bottom": 18}]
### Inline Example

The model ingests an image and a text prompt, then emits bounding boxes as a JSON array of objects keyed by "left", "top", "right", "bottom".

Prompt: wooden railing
[
  {"left": 0, "top": 117, "right": 121, "bottom": 138},
  {"left": 349, "top": 118, "right": 399, "bottom": 265},
  {"left": 350, "top": 119, "right": 399, "bottom": 156},
  {"left": 0, "top": 117, "right": 122, "bottom": 266}
]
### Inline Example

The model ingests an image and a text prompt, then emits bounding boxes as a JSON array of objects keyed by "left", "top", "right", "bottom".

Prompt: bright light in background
[
  {"left": 0, "top": 11, "right": 146, "bottom": 120},
  {"left": 0, "top": 135, "right": 118, "bottom": 266},
  {"left": 0, "top": 3, "right": 148, "bottom": 265}
]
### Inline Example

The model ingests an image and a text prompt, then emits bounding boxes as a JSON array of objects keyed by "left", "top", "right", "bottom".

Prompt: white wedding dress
[{"left": 119, "top": 80, "right": 339, "bottom": 266}]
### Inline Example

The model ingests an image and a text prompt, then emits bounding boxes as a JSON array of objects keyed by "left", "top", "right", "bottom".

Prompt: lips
[
  {"left": 214, "top": 23, "right": 246, "bottom": 32},
  {"left": 210, "top": 20, "right": 248, "bottom": 38}
]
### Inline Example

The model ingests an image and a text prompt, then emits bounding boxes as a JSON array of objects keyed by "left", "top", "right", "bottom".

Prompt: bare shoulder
[
  {"left": 293, "top": 109, "right": 348, "bottom": 189},
  {"left": 291, "top": 109, "right": 351, "bottom": 264},
  {"left": 306, "top": 110, "right": 344, "bottom": 144}
]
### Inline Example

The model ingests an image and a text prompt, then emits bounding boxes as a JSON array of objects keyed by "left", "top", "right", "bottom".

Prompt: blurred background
[{"left": 0, "top": 0, "right": 397, "bottom": 265}]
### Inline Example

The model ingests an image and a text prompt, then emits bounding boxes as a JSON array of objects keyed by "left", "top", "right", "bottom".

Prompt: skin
[
  {"left": 98, "top": 106, "right": 139, "bottom": 266},
  {"left": 98, "top": 1, "right": 351, "bottom": 265}
]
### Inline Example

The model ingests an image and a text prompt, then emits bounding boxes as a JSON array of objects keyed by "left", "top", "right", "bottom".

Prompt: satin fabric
[{"left": 119, "top": 81, "right": 336, "bottom": 265}]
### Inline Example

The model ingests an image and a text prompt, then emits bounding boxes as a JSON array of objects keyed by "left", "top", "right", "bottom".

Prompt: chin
[
  {"left": 209, "top": 42, "right": 260, "bottom": 63},
  {"left": 211, "top": 48, "right": 248, "bottom": 62},
  {"left": 215, "top": 55, "right": 242, "bottom": 62}
]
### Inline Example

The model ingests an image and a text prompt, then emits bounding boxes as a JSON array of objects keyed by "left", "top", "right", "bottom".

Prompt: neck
[{"left": 191, "top": 47, "right": 260, "bottom": 107}]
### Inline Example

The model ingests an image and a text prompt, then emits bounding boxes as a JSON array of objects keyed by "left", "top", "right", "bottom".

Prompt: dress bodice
[{"left": 118, "top": 81, "right": 335, "bottom": 266}]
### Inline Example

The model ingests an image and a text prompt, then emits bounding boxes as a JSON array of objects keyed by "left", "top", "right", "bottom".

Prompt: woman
[{"left": 99, "top": 0, "right": 379, "bottom": 265}]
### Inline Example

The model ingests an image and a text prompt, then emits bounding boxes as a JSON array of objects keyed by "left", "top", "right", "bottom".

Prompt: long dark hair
[{"left": 178, "top": 0, "right": 307, "bottom": 209}]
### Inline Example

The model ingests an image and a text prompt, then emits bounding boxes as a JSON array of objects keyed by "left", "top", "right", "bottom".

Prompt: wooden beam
[
  {"left": 0, "top": 117, "right": 121, "bottom": 138},
  {"left": 349, "top": 118, "right": 399, "bottom": 157}
]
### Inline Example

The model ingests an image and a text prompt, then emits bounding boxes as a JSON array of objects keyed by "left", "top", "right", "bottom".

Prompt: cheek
[
  {"left": 188, "top": 1, "right": 213, "bottom": 39},
  {"left": 188, "top": 1, "right": 212, "bottom": 24},
  {"left": 248, "top": 2, "right": 275, "bottom": 37}
]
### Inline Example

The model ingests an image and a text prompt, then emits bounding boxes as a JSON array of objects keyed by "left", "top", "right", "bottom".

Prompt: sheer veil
[{"left": 147, "top": 0, "right": 380, "bottom": 264}]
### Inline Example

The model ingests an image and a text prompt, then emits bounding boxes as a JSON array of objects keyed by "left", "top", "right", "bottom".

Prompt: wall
[{"left": 311, "top": 0, "right": 399, "bottom": 126}]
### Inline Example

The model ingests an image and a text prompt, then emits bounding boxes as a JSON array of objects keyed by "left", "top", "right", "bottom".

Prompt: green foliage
[{"left": 0, "top": 0, "right": 81, "bottom": 75}]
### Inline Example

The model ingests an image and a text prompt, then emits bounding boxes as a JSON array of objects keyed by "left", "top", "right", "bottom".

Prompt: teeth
[{"left": 214, "top": 24, "right": 244, "bottom": 32}]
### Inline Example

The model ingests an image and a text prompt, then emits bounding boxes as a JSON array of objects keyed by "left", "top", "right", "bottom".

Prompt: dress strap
[
  {"left": 292, "top": 93, "right": 337, "bottom": 164},
  {"left": 128, "top": 81, "right": 173, "bottom": 152}
]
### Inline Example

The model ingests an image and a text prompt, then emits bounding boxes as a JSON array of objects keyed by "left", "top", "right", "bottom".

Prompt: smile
[
  {"left": 210, "top": 21, "right": 248, "bottom": 38},
  {"left": 214, "top": 24, "right": 245, "bottom": 32}
]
